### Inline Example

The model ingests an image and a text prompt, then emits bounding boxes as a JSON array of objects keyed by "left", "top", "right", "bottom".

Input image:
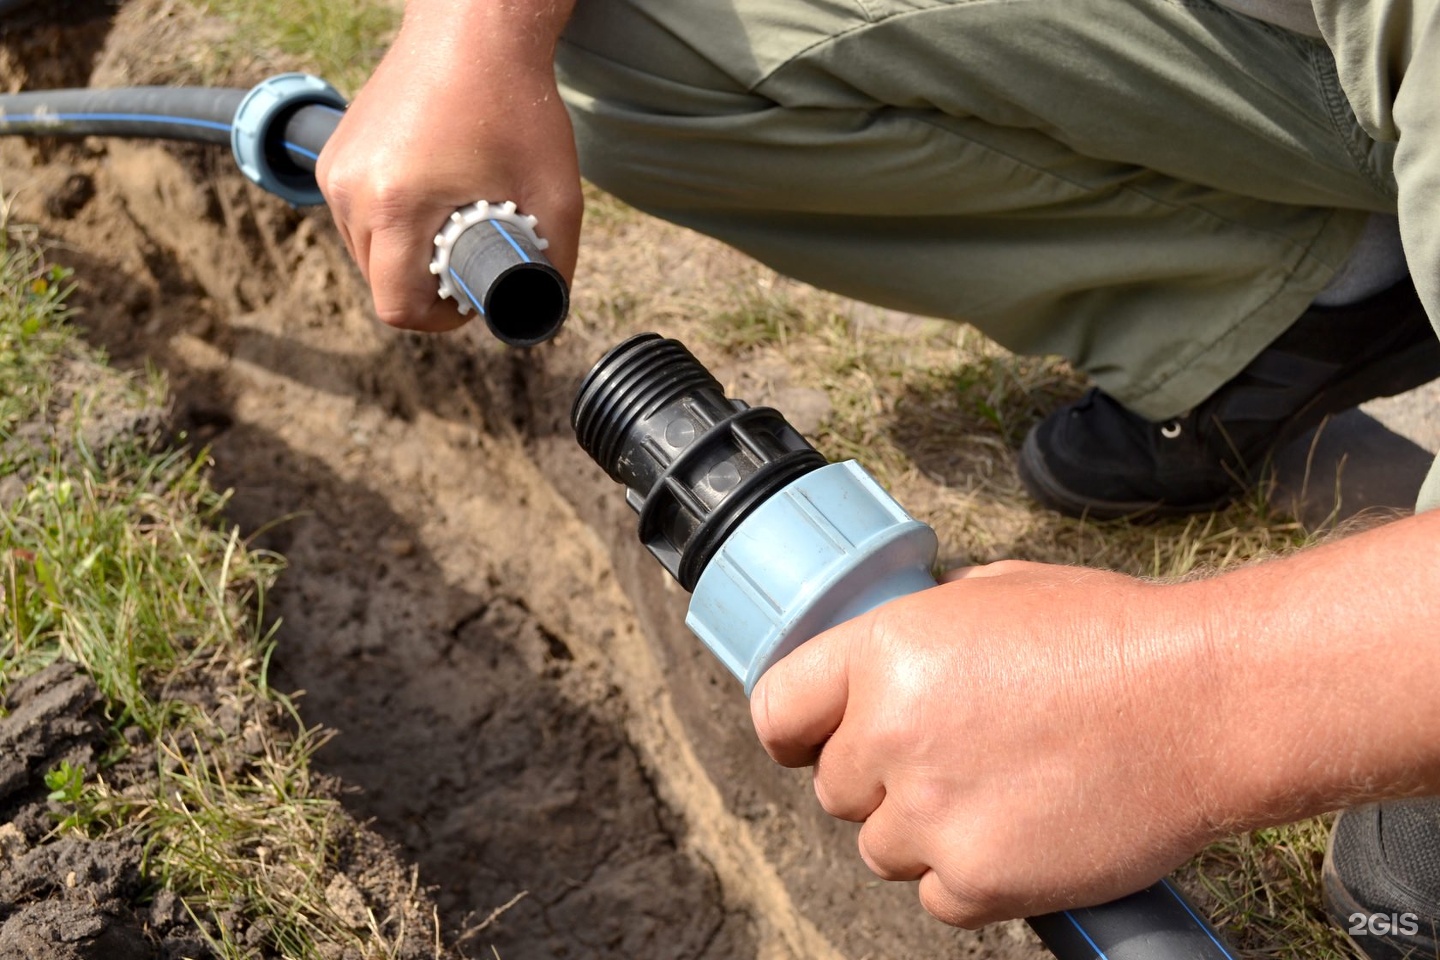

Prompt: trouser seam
[
  {"left": 760, "top": 0, "right": 1051, "bottom": 91},
  {"left": 762, "top": 0, "right": 1268, "bottom": 89},
  {"left": 1310, "top": 44, "right": 1398, "bottom": 203}
]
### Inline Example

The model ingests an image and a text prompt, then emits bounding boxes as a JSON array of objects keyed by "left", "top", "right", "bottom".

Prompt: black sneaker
[
  {"left": 1324, "top": 799, "right": 1440, "bottom": 960},
  {"left": 1018, "top": 279, "right": 1440, "bottom": 519}
]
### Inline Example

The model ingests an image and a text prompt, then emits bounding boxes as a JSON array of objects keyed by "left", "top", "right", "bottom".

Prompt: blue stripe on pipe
[
  {"left": 1160, "top": 879, "right": 1238, "bottom": 959},
  {"left": 1062, "top": 910, "right": 1110, "bottom": 960},
  {"left": 0, "top": 111, "right": 318, "bottom": 164},
  {"left": 449, "top": 267, "right": 487, "bottom": 316},
  {"left": 489, "top": 220, "right": 532, "bottom": 263},
  {"left": 0, "top": 111, "right": 233, "bottom": 132}
]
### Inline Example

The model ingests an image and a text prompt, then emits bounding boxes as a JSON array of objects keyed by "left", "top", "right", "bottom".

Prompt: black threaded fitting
[{"left": 572, "top": 333, "right": 827, "bottom": 590}]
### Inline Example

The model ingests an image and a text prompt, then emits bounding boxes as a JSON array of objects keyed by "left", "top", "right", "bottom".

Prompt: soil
[
  {"left": 0, "top": 2, "right": 1047, "bottom": 958},
  {"left": 0, "top": 664, "right": 158, "bottom": 960},
  {"left": 0, "top": 662, "right": 445, "bottom": 960}
]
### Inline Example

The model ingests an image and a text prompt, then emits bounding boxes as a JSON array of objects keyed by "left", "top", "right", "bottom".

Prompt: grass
[
  {"left": 1188, "top": 818, "right": 1358, "bottom": 958},
  {"left": 0, "top": 254, "right": 76, "bottom": 438},
  {"left": 670, "top": 268, "right": 1320, "bottom": 576},
  {"left": 0, "top": 229, "right": 420, "bottom": 958},
  {"left": 198, "top": 0, "right": 399, "bottom": 95}
]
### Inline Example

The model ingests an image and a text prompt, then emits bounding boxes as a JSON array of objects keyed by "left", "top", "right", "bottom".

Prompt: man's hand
[
  {"left": 749, "top": 560, "right": 1227, "bottom": 927},
  {"left": 749, "top": 510, "right": 1440, "bottom": 929},
  {"left": 316, "top": 0, "right": 581, "bottom": 333}
]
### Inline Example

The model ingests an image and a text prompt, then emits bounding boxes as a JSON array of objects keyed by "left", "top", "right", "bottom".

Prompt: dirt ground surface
[
  {"left": 0, "top": 663, "right": 161, "bottom": 960},
  {"left": 0, "top": 2, "right": 1048, "bottom": 958},
  {"left": 2, "top": 660, "right": 443, "bottom": 960}
]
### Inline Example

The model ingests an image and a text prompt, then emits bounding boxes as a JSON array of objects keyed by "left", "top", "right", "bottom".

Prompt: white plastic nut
[{"left": 429, "top": 200, "right": 549, "bottom": 315}]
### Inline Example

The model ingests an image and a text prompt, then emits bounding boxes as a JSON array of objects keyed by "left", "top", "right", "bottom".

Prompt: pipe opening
[{"left": 484, "top": 263, "right": 569, "bottom": 347}]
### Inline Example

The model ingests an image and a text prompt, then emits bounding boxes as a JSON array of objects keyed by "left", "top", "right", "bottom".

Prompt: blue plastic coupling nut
[
  {"left": 687, "top": 460, "right": 939, "bottom": 695},
  {"left": 231, "top": 73, "right": 346, "bottom": 206}
]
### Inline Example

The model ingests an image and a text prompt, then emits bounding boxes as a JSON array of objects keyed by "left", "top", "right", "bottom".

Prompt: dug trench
[{"left": 0, "top": 3, "right": 1046, "bottom": 957}]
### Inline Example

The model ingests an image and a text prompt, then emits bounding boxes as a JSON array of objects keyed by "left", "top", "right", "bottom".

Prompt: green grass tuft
[
  {"left": 0, "top": 225, "right": 419, "bottom": 959},
  {"left": 1188, "top": 816, "right": 1358, "bottom": 958},
  {"left": 0, "top": 258, "right": 74, "bottom": 437},
  {"left": 199, "top": 0, "right": 400, "bottom": 95}
]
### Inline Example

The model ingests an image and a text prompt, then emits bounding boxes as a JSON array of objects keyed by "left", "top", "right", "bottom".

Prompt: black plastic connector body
[{"left": 572, "top": 333, "right": 826, "bottom": 590}]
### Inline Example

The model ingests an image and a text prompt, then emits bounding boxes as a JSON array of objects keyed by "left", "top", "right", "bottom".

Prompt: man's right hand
[{"left": 316, "top": 0, "right": 582, "bottom": 333}]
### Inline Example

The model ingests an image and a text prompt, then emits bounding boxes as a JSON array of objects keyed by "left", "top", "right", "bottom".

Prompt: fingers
[
  {"left": 366, "top": 216, "right": 469, "bottom": 332},
  {"left": 525, "top": 178, "right": 583, "bottom": 283},
  {"left": 314, "top": 31, "right": 585, "bottom": 336},
  {"left": 750, "top": 625, "right": 855, "bottom": 768},
  {"left": 811, "top": 729, "right": 884, "bottom": 821},
  {"left": 856, "top": 797, "right": 1033, "bottom": 928},
  {"left": 856, "top": 807, "right": 928, "bottom": 881},
  {"left": 320, "top": 162, "right": 579, "bottom": 335},
  {"left": 858, "top": 803, "right": 1012, "bottom": 929},
  {"left": 319, "top": 146, "right": 462, "bottom": 332},
  {"left": 919, "top": 869, "right": 990, "bottom": 929}
]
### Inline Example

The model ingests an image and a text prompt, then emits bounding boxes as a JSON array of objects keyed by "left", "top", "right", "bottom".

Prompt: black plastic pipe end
[{"left": 447, "top": 215, "right": 569, "bottom": 347}]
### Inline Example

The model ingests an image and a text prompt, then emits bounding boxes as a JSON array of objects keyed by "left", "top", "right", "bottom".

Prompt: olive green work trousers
[{"left": 556, "top": 0, "right": 1440, "bottom": 430}]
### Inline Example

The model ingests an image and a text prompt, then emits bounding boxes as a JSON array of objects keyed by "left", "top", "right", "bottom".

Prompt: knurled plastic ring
[{"left": 429, "top": 200, "right": 549, "bottom": 315}]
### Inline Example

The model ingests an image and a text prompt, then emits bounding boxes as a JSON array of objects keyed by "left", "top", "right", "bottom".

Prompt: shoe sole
[
  {"left": 1323, "top": 813, "right": 1385, "bottom": 960},
  {"left": 1019, "top": 335, "right": 1440, "bottom": 522}
]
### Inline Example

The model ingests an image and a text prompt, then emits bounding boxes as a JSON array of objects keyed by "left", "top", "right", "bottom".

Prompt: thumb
[
  {"left": 939, "top": 559, "right": 1049, "bottom": 583},
  {"left": 750, "top": 623, "right": 855, "bottom": 768}
]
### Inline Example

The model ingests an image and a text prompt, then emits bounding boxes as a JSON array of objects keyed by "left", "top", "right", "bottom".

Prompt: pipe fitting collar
[
  {"left": 687, "top": 460, "right": 938, "bottom": 694},
  {"left": 231, "top": 73, "right": 345, "bottom": 206}
]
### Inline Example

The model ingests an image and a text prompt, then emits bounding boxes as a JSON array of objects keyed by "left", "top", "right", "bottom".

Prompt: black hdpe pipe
[
  {"left": 0, "top": 86, "right": 323, "bottom": 167},
  {"left": 0, "top": 80, "right": 569, "bottom": 346},
  {"left": 573, "top": 333, "right": 1242, "bottom": 960}
]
